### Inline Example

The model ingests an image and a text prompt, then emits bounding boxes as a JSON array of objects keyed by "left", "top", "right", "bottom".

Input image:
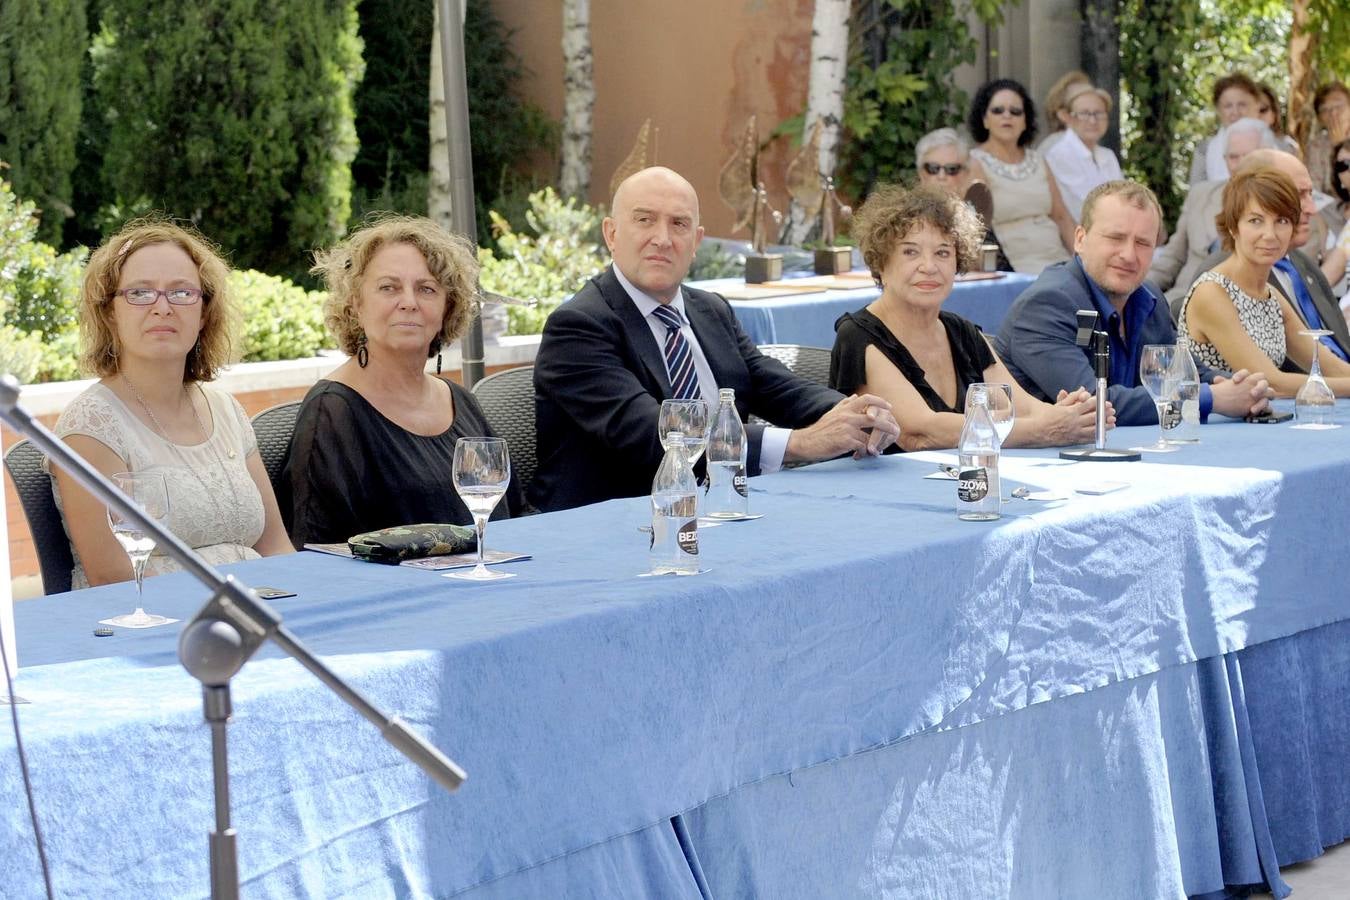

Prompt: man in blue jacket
[{"left": 994, "top": 180, "right": 1270, "bottom": 426}]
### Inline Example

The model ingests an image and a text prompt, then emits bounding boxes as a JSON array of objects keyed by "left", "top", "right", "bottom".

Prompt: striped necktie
[{"left": 651, "top": 304, "right": 703, "bottom": 400}]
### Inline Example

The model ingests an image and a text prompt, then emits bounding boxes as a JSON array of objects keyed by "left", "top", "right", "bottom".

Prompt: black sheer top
[
  {"left": 830, "top": 308, "right": 997, "bottom": 414},
  {"left": 280, "top": 378, "right": 519, "bottom": 548}
]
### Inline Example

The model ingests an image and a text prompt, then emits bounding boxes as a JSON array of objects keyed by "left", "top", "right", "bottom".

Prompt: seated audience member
[
  {"left": 530, "top": 166, "right": 900, "bottom": 512},
  {"left": 1254, "top": 82, "right": 1300, "bottom": 155},
  {"left": 994, "top": 180, "right": 1270, "bottom": 426},
  {"left": 915, "top": 127, "right": 1012, "bottom": 270},
  {"left": 1044, "top": 82, "right": 1123, "bottom": 222},
  {"left": 1307, "top": 81, "right": 1350, "bottom": 196},
  {"left": 1319, "top": 139, "right": 1350, "bottom": 293},
  {"left": 1179, "top": 167, "right": 1350, "bottom": 397},
  {"left": 52, "top": 221, "right": 292, "bottom": 588},
  {"left": 281, "top": 216, "right": 518, "bottom": 546},
  {"left": 967, "top": 78, "right": 1076, "bottom": 274},
  {"left": 1190, "top": 73, "right": 1261, "bottom": 185},
  {"left": 1198, "top": 150, "right": 1350, "bottom": 362},
  {"left": 1149, "top": 118, "right": 1277, "bottom": 304},
  {"left": 1039, "top": 70, "right": 1093, "bottom": 155},
  {"left": 830, "top": 185, "right": 1106, "bottom": 451}
]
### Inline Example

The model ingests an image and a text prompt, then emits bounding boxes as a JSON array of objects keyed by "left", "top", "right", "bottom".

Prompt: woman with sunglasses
[
  {"left": 50, "top": 220, "right": 292, "bottom": 588},
  {"left": 967, "top": 78, "right": 1075, "bottom": 274},
  {"left": 1318, "top": 139, "right": 1350, "bottom": 294},
  {"left": 1043, "top": 82, "right": 1122, "bottom": 223}
]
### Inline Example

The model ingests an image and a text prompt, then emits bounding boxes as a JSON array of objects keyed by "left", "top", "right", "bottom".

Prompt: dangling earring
[{"left": 356, "top": 332, "right": 369, "bottom": 368}]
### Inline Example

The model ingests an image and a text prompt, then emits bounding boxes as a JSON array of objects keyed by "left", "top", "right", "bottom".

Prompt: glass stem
[
  {"left": 475, "top": 515, "right": 488, "bottom": 569},
  {"left": 1311, "top": 342, "right": 1323, "bottom": 379},
  {"left": 1156, "top": 400, "right": 1168, "bottom": 445},
  {"left": 133, "top": 556, "right": 146, "bottom": 611}
]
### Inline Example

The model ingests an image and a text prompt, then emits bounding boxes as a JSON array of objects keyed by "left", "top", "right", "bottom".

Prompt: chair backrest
[
  {"left": 4, "top": 440, "right": 74, "bottom": 595},
  {"left": 471, "top": 366, "right": 537, "bottom": 504},
  {"left": 757, "top": 343, "right": 834, "bottom": 388},
  {"left": 250, "top": 401, "right": 302, "bottom": 496}
]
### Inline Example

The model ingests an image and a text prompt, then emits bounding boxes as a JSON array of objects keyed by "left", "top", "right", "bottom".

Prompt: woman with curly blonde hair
[
  {"left": 52, "top": 219, "right": 292, "bottom": 589},
  {"left": 829, "top": 185, "right": 1109, "bottom": 450},
  {"left": 281, "top": 216, "right": 518, "bottom": 546}
]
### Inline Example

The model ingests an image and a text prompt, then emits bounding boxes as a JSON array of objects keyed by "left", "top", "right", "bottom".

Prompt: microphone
[{"left": 1059, "top": 310, "right": 1141, "bottom": 462}]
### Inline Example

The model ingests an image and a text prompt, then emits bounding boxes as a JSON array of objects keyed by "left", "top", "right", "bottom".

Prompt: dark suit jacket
[
  {"left": 1189, "top": 248, "right": 1350, "bottom": 363},
  {"left": 530, "top": 267, "right": 842, "bottom": 512}
]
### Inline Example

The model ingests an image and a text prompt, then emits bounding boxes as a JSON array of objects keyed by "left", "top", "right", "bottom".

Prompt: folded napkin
[{"left": 348, "top": 523, "right": 476, "bottom": 563}]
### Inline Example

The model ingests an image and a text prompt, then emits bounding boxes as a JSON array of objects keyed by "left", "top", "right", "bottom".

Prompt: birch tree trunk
[
  {"left": 1288, "top": 0, "right": 1318, "bottom": 150},
  {"left": 428, "top": 1, "right": 454, "bottom": 231},
  {"left": 559, "top": 0, "right": 594, "bottom": 200},
  {"left": 787, "top": 0, "right": 849, "bottom": 244}
]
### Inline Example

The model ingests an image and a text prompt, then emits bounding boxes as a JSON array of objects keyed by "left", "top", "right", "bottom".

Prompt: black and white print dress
[{"left": 1177, "top": 270, "right": 1287, "bottom": 371}]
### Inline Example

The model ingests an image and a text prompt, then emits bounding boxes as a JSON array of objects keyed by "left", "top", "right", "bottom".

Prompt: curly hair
[
  {"left": 79, "top": 218, "right": 237, "bottom": 382},
  {"left": 968, "top": 78, "right": 1038, "bottom": 147},
  {"left": 853, "top": 184, "right": 984, "bottom": 285},
  {"left": 1215, "top": 168, "right": 1301, "bottom": 254},
  {"left": 312, "top": 215, "right": 480, "bottom": 358}
]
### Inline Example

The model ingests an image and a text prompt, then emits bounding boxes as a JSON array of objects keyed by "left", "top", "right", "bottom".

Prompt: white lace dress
[
  {"left": 1177, "top": 270, "right": 1288, "bottom": 372},
  {"left": 49, "top": 382, "right": 266, "bottom": 589},
  {"left": 971, "top": 147, "right": 1070, "bottom": 275}
]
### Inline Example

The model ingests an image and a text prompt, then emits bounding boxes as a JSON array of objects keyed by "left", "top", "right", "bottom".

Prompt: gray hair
[
  {"left": 1222, "top": 117, "right": 1279, "bottom": 154},
  {"left": 914, "top": 128, "right": 969, "bottom": 169}
]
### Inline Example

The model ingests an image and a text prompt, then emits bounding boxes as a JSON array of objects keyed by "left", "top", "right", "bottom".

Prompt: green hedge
[
  {"left": 0, "top": 0, "right": 86, "bottom": 245},
  {"left": 92, "top": 0, "right": 362, "bottom": 283}
]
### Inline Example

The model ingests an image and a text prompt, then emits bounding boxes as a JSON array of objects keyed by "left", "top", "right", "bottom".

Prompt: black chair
[
  {"left": 250, "top": 400, "right": 301, "bottom": 496},
  {"left": 470, "top": 366, "right": 537, "bottom": 505},
  {"left": 4, "top": 440, "right": 74, "bottom": 595},
  {"left": 758, "top": 343, "right": 833, "bottom": 388}
]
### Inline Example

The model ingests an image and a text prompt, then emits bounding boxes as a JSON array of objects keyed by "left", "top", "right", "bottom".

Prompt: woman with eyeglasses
[
  {"left": 1043, "top": 83, "right": 1122, "bottom": 223},
  {"left": 967, "top": 78, "right": 1075, "bottom": 274},
  {"left": 50, "top": 220, "right": 292, "bottom": 588},
  {"left": 1317, "top": 139, "right": 1350, "bottom": 294}
]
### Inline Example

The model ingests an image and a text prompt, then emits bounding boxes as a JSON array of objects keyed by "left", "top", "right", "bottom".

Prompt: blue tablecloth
[
  {"left": 697, "top": 272, "right": 1036, "bottom": 347},
  {"left": 3, "top": 410, "right": 1350, "bottom": 897}
]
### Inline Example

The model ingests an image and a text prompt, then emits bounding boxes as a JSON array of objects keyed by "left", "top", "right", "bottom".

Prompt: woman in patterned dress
[
  {"left": 967, "top": 78, "right": 1076, "bottom": 274},
  {"left": 1178, "top": 168, "right": 1350, "bottom": 398},
  {"left": 51, "top": 221, "right": 292, "bottom": 589}
]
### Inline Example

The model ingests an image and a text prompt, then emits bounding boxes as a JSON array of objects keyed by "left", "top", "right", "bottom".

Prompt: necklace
[{"left": 122, "top": 374, "right": 241, "bottom": 511}]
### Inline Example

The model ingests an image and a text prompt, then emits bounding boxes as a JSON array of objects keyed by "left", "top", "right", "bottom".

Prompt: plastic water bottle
[
  {"left": 1166, "top": 338, "right": 1202, "bottom": 444},
  {"left": 705, "top": 389, "right": 749, "bottom": 518},
  {"left": 957, "top": 398, "right": 1000, "bottom": 521},
  {"left": 650, "top": 432, "right": 700, "bottom": 574}
]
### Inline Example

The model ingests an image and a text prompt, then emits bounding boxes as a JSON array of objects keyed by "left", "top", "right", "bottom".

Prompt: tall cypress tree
[
  {"left": 93, "top": 0, "right": 362, "bottom": 281},
  {"left": 0, "top": 0, "right": 86, "bottom": 244}
]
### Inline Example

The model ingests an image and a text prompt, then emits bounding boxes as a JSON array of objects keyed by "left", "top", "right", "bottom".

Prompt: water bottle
[
  {"left": 650, "top": 431, "right": 700, "bottom": 574},
  {"left": 957, "top": 398, "right": 1000, "bottom": 521},
  {"left": 1166, "top": 338, "right": 1202, "bottom": 444},
  {"left": 705, "top": 389, "right": 749, "bottom": 518}
]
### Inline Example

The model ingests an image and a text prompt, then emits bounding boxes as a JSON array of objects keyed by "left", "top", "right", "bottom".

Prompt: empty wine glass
[
  {"left": 103, "top": 472, "right": 178, "bottom": 628},
  {"left": 1133, "top": 344, "right": 1180, "bottom": 452},
  {"left": 1294, "top": 329, "right": 1338, "bottom": 429},
  {"left": 659, "top": 398, "right": 711, "bottom": 464},
  {"left": 447, "top": 437, "right": 515, "bottom": 581},
  {"left": 966, "top": 383, "right": 1014, "bottom": 446}
]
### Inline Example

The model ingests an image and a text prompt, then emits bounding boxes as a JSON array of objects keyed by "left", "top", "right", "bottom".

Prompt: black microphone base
[{"left": 1059, "top": 447, "right": 1142, "bottom": 462}]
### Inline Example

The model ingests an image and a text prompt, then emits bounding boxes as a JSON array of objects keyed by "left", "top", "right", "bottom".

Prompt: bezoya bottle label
[
  {"left": 733, "top": 466, "right": 748, "bottom": 498},
  {"left": 677, "top": 518, "right": 699, "bottom": 555},
  {"left": 957, "top": 466, "right": 990, "bottom": 502}
]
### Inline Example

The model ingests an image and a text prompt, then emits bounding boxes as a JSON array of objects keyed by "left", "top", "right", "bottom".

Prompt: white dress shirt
[
  {"left": 1044, "top": 129, "right": 1123, "bottom": 222},
  {"left": 613, "top": 265, "right": 790, "bottom": 472}
]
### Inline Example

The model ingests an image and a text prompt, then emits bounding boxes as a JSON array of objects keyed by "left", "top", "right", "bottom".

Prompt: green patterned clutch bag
[{"left": 347, "top": 523, "right": 477, "bottom": 563}]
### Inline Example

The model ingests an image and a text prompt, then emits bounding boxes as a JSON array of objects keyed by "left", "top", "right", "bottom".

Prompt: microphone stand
[
  {"left": 1059, "top": 326, "right": 1141, "bottom": 462},
  {"left": 0, "top": 375, "right": 466, "bottom": 900}
]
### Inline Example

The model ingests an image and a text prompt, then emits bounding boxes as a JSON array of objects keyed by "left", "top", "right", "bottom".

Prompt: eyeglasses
[
  {"left": 115, "top": 287, "right": 204, "bottom": 306},
  {"left": 989, "top": 105, "right": 1024, "bottom": 117},
  {"left": 922, "top": 162, "right": 966, "bottom": 176},
  {"left": 1335, "top": 159, "right": 1350, "bottom": 174},
  {"left": 1070, "top": 110, "right": 1107, "bottom": 122}
]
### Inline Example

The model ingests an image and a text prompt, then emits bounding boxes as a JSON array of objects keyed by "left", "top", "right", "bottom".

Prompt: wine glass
[
  {"left": 1294, "top": 329, "right": 1338, "bottom": 429},
  {"left": 966, "top": 383, "right": 1014, "bottom": 446},
  {"left": 659, "top": 398, "right": 711, "bottom": 464},
  {"left": 103, "top": 472, "right": 178, "bottom": 628},
  {"left": 1133, "top": 344, "right": 1180, "bottom": 452},
  {"left": 447, "top": 437, "right": 515, "bottom": 581}
]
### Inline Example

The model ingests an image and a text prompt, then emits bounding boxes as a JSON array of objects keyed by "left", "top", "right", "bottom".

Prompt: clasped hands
[{"left": 785, "top": 394, "right": 900, "bottom": 463}]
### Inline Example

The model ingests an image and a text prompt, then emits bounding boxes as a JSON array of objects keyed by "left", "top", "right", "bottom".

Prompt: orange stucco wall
[{"left": 492, "top": 0, "right": 815, "bottom": 237}]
